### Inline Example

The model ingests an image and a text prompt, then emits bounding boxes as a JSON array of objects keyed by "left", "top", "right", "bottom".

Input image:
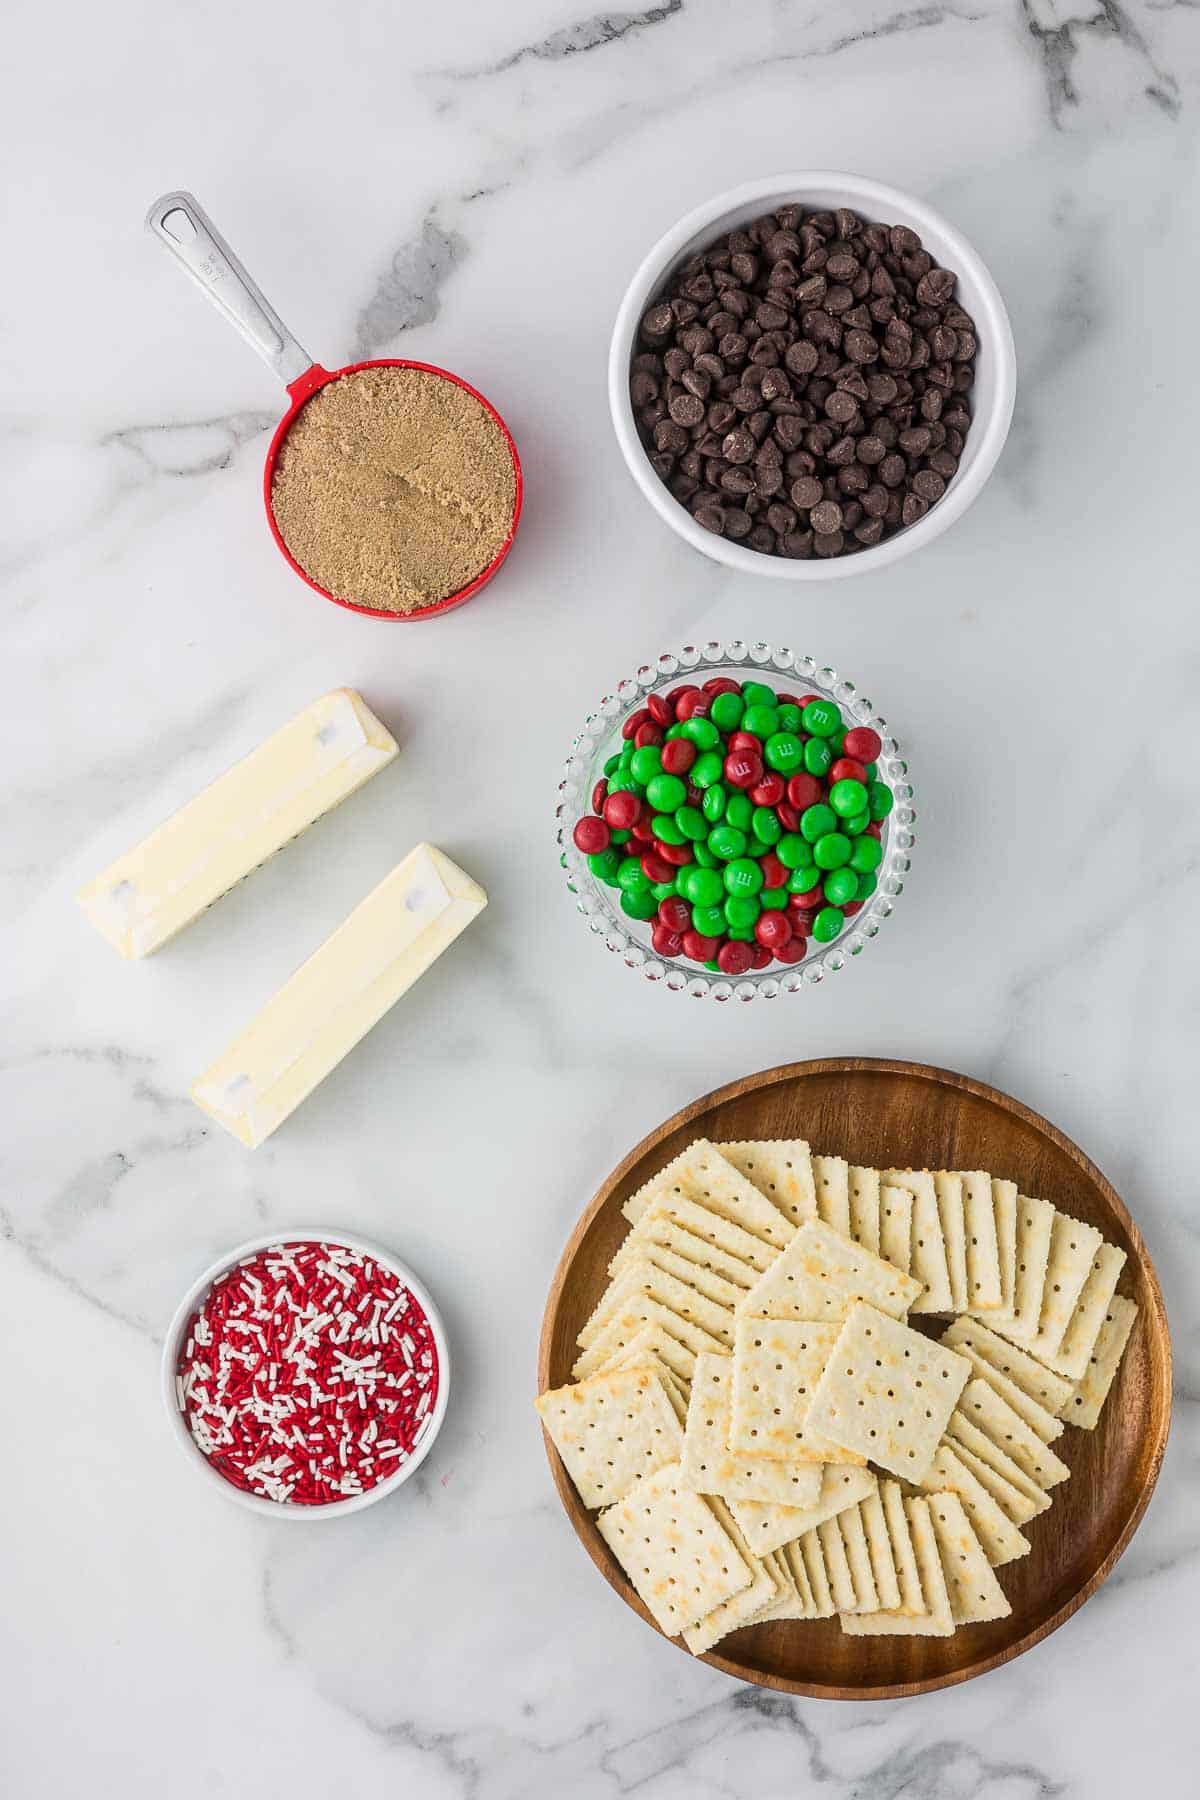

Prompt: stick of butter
[
  {"left": 77, "top": 689, "right": 398, "bottom": 958},
  {"left": 191, "top": 843, "right": 486, "bottom": 1147}
]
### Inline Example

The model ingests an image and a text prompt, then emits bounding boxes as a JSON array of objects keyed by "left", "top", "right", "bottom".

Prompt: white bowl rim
[
  {"left": 608, "top": 169, "right": 1017, "bottom": 580},
  {"left": 160, "top": 1228, "right": 451, "bottom": 1519}
]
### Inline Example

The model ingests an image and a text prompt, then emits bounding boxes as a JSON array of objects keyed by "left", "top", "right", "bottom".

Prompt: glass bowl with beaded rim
[
  {"left": 160, "top": 1230, "right": 450, "bottom": 1518},
  {"left": 555, "top": 641, "right": 915, "bottom": 1001}
]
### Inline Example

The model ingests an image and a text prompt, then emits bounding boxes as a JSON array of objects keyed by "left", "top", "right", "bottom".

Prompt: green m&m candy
[
  {"left": 682, "top": 717, "right": 720, "bottom": 750},
  {"left": 764, "top": 731, "right": 804, "bottom": 774},
  {"left": 629, "top": 745, "right": 662, "bottom": 786},
  {"left": 617, "top": 860, "right": 651, "bottom": 896},
  {"left": 803, "top": 737, "right": 833, "bottom": 777},
  {"left": 868, "top": 780, "right": 894, "bottom": 821},
  {"left": 708, "top": 824, "right": 747, "bottom": 861},
  {"left": 800, "top": 803, "right": 837, "bottom": 843},
  {"left": 723, "top": 857, "right": 764, "bottom": 896},
  {"left": 760, "top": 886, "right": 788, "bottom": 910},
  {"left": 690, "top": 751, "right": 724, "bottom": 788},
  {"left": 856, "top": 870, "right": 879, "bottom": 899},
  {"left": 607, "top": 771, "right": 641, "bottom": 796},
  {"left": 603, "top": 753, "right": 622, "bottom": 777},
  {"left": 587, "top": 849, "right": 621, "bottom": 883},
  {"left": 692, "top": 842, "right": 718, "bottom": 868},
  {"left": 740, "top": 681, "right": 776, "bottom": 707},
  {"left": 651, "top": 813, "right": 685, "bottom": 844},
  {"left": 811, "top": 905, "right": 844, "bottom": 942},
  {"left": 726, "top": 792, "right": 753, "bottom": 831},
  {"left": 680, "top": 865, "right": 725, "bottom": 908},
  {"left": 741, "top": 702, "right": 780, "bottom": 738},
  {"left": 751, "top": 806, "right": 781, "bottom": 845},
  {"left": 646, "top": 772, "right": 687, "bottom": 813},
  {"left": 724, "top": 893, "right": 761, "bottom": 929},
  {"left": 777, "top": 703, "right": 802, "bottom": 733},
  {"left": 621, "top": 888, "right": 658, "bottom": 921},
  {"left": 746, "top": 836, "right": 774, "bottom": 860},
  {"left": 701, "top": 785, "right": 727, "bottom": 823},
  {"left": 692, "top": 903, "right": 726, "bottom": 936},
  {"left": 675, "top": 806, "right": 708, "bottom": 841},
  {"left": 814, "top": 832, "right": 851, "bottom": 871},
  {"left": 828, "top": 777, "right": 867, "bottom": 818},
  {"left": 709, "top": 691, "right": 745, "bottom": 732},
  {"left": 801, "top": 698, "right": 841, "bottom": 737},
  {"left": 650, "top": 880, "right": 678, "bottom": 902},
  {"left": 777, "top": 833, "right": 809, "bottom": 871},
  {"left": 609, "top": 828, "right": 631, "bottom": 845},
  {"left": 822, "top": 866, "right": 858, "bottom": 906},
  {"left": 726, "top": 924, "right": 756, "bottom": 942},
  {"left": 850, "top": 834, "right": 882, "bottom": 873},
  {"left": 842, "top": 809, "right": 870, "bottom": 837},
  {"left": 787, "top": 866, "right": 821, "bottom": 896}
]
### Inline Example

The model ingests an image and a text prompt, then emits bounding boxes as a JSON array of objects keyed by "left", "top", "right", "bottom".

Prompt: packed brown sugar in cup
[{"left": 270, "top": 366, "right": 517, "bottom": 614}]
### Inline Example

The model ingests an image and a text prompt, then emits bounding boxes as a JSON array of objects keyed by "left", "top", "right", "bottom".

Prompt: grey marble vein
[
  {"left": 105, "top": 409, "right": 276, "bottom": 476},
  {"left": 1020, "top": 0, "right": 1182, "bottom": 123},
  {"left": 810, "top": 4, "right": 986, "bottom": 60},
  {"left": 354, "top": 213, "right": 468, "bottom": 356},
  {"left": 441, "top": 1, "right": 684, "bottom": 78}
]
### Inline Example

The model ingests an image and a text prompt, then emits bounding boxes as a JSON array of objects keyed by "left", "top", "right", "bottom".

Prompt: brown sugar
[{"left": 270, "top": 365, "right": 517, "bottom": 614}]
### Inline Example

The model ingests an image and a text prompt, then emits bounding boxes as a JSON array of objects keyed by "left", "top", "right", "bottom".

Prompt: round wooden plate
[{"left": 537, "top": 1059, "right": 1171, "bottom": 1699}]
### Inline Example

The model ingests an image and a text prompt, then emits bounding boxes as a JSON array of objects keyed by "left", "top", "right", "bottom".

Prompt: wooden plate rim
[{"left": 536, "top": 1057, "right": 1172, "bottom": 1700}]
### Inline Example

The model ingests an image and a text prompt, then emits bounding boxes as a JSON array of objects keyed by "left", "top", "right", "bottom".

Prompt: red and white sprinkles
[{"left": 176, "top": 1241, "right": 440, "bottom": 1505}]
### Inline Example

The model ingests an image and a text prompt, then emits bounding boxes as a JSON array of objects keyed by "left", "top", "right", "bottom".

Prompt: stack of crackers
[{"left": 536, "top": 1139, "right": 1138, "bottom": 1654}]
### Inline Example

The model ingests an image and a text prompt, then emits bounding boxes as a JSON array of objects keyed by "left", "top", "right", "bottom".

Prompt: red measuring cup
[{"left": 146, "top": 192, "right": 522, "bottom": 620}]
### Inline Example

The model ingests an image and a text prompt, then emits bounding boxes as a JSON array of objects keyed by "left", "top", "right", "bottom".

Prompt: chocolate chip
[
  {"left": 779, "top": 529, "right": 814, "bottom": 558},
  {"left": 724, "top": 508, "right": 752, "bottom": 539},
  {"left": 824, "top": 390, "right": 859, "bottom": 425},
  {"left": 813, "top": 529, "right": 844, "bottom": 557},
  {"left": 857, "top": 435, "right": 886, "bottom": 465},
  {"left": 855, "top": 517, "right": 885, "bottom": 545},
  {"left": 844, "top": 329, "right": 879, "bottom": 364},
  {"left": 694, "top": 504, "right": 725, "bottom": 534},
  {"left": 790, "top": 476, "right": 824, "bottom": 509},
  {"left": 912, "top": 468, "right": 946, "bottom": 502},
  {"left": 810, "top": 500, "right": 844, "bottom": 535},
  {"left": 879, "top": 453, "right": 907, "bottom": 487},
  {"left": 898, "top": 425, "right": 932, "bottom": 457},
  {"left": 640, "top": 303, "right": 674, "bottom": 342},
  {"left": 901, "top": 493, "right": 928, "bottom": 526},
  {"left": 669, "top": 393, "right": 706, "bottom": 428},
  {"left": 722, "top": 427, "right": 756, "bottom": 464}
]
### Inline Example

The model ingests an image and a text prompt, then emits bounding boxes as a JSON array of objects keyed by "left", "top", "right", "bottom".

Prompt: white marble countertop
[{"left": 4, "top": 3, "right": 1199, "bottom": 1795}]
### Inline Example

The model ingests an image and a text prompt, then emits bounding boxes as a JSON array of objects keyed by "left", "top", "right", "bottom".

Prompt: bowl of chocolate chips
[{"left": 610, "top": 173, "right": 1015, "bottom": 577}]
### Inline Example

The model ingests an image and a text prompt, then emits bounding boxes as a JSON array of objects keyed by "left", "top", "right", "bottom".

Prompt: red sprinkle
[{"left": 175, "top": 1241, "right": 439, "bottom": 1507}]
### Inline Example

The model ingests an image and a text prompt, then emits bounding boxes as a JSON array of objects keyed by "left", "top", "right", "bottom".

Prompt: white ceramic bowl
[
  {"left": 609, "top": 172, "right": 1016, "bottom": 579},
  {"left": 161, "top": 1230, "right": 450, "bottom": 1518}
]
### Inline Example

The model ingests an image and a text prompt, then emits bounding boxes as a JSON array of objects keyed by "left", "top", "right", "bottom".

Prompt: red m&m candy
[
  {"left": 661, "top": 737, "right": 697, "bottom": 776},
  {"left": 683, "top": 929, "right": 721, "bottom": 961},
  {"left": 724, "top": 749, "right": 763, "bottom": 789},
  {"left": 603, "top": 790, "right": 642, "bottom": 831},
  {"left": 843, "top": 726, "right": 882, "bottom": 763},
  {"left": 573, "top": 816, "right": 610, "bottom": 854},
  {"left": 717, "top": 940, "right": 754, "bottom": 975},
  {"left": 755, "top": 911, "right": 793, "bottom": 951}
]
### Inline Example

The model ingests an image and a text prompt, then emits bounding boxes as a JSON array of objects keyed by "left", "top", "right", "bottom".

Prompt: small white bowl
[
  {"left": 161, "top": 1230, "right": 450, "bottom": 1518},
  {"left": 609, "top": 171, "right": 1016, "bottom": 580}
]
